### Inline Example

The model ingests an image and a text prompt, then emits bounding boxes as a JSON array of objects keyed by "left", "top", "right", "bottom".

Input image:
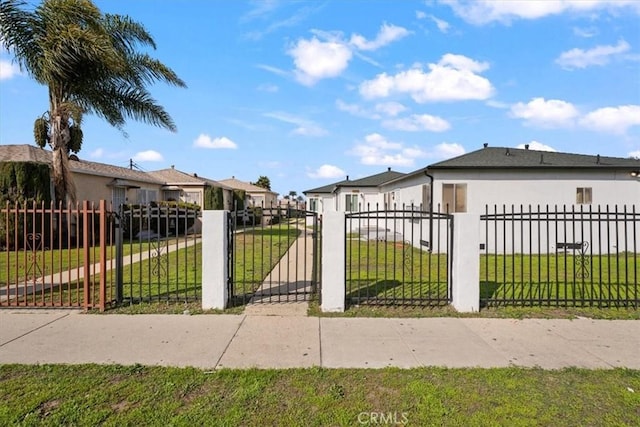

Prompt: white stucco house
[
  {"left": 304, "top": 145, "right": 639, "bottom": 253},
  {"left": 380, "top": 145, "right": 640, "bottom": 214},
  {"left": 303, "top": 168, "right": 406, "bottom": 214}
]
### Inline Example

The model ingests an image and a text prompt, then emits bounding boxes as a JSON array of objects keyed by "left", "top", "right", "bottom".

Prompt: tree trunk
[{"left": 50, "top": 111, "right": 76, "bottom": 207}]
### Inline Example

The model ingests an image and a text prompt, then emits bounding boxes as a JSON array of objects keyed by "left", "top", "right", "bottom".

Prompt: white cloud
[
  {"left": 416, "top": 10, "right": 427, "bottom": 19},
  {"left": 308, "top": 164, "right": 346, "bottom": 179},
  {"left": 359, "top": 53, "right": 494, "bottom": 103},
  {"left": 0, "top": 59, "right": 20, "bottom": 80},
  {"left": 430, "top": 15, "right": 451, "bottom": 33},
  {"left": 133, "top": 150, "right": 163, "bottom": 162},
  {"left": 336, "top": 99, "right": 380, "bottom": 119},
  {"left": 349, "top": 23, "right": 410, "bottom": 51},
  {"left": 193, "top": 134, "right": 238, "bottom": 149},
  {"left": 442, "top": 0, "right": 640, "bottom": 25},
  {"left": 257, "top": 83, "right": 279, "bottom": 92},
  {"left": 89, "top": 148, "right": 104, "bottom": 159},
  {"left": 485, "top": 100, "right": 509, "bottom": 109},
  {"left": 628, "top": 150, "right": 640, "bottom": 159},
  {"left": 264, "top": 111, "right": 328, "bottom": 136},
  {"left": 382, "top": 114, "right": 451, "bottom": 132},
  {"left": 556, "top": 40, "right": 630, "bottom": 69},
  {"left": 375, "top": 102, "right": 407, "bottom": 117},
  {"left": 336, "top": 100, "right": 408, "bottom": 120},
  {"left": 288, "top": 36, "right": 352, "bottom": 86},
  {"left": 580, "top": 105, "right": 640, "bottom": 134},
  {"left": 516, "top": 141, "right": 557, "bottom": 152},
  {"left": 256, "top": 64, "right": 289, "bottom": 77},
  {"left": 350, "top": 133, "right": 425, "bottom": 167},
  {"left": 365, "top": 133, "right": 403, "bottom": 150},
  {"left": 432, "top": 142, "right": 466, "bottom": 159},
  {"left": 510, "top": 97, "right": 579, "bottom": 128},
  {"left": 572, "top": 26, "right": 598, "bottom": 38}
]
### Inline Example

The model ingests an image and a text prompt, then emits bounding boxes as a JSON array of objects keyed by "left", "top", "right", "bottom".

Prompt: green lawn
[
  {"left": 0, "top": 365, "right": 638, "bottom": 426},
  {"left": 346, "top": 240, "right": 639, "bottom": 307},
  {"left": 0, "top": 239, "right": 183, "bottom": 284},
  {"left": 346, "top": 240, "right": 449, "bottom": 304},
  {"left": 231, "top": 226, "right": 302, "bottom": 302},
  {"left": 480, "top": 253, "right": 639, "bottom": 307}
]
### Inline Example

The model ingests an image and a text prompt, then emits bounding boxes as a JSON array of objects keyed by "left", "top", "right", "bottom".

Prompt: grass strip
[{"left": 0, "top": 365, "right": 638, "bottom": 426}]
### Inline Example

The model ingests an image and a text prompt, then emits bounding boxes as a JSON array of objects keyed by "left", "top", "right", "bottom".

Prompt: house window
[
  {"left": 308, "top": 198, "right": 318, "bottom": 212},
  {"left": 164, "top": 190, "right": 181, "bottom": 202},
  {"left": 183, "top": 191, "right": 201, "bottom": 206},
  {"left": 576, "top": 187, "right": 592, "bottom": 204},
  {"left": 442, "top": 183, "right": 467, "bottom": 213},
  {"left": 112, "top": 187, "right": 126, "bottom": 210},
  {"left": 384, "top": 192, "right": 396, "bottom": 209},
  {"left": 422, "top": 184, "right": 431, "bottom": 211},
  {"left": 345, "top": 194, "right": 359, "bottom": 212},
  {"left": 137, "top": 189, "right": 157, "bottom": 204}
]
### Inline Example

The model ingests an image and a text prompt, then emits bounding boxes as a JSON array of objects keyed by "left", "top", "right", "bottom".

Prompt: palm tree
[{"left": 0, "top": 0, "right": 186, "bottom": 205}]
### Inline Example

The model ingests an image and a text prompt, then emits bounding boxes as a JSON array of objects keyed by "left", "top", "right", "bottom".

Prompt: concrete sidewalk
[{"left": 1, "top": 310, "right": 638, "bottom": 369}]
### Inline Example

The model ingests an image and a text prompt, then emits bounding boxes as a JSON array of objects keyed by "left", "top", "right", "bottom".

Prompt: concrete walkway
[
  {"left": 245, "top": 221, "right": 315, "bottom": 314},
  {"left": 1, "top": 310, "right": 638, "bottom": 370}
]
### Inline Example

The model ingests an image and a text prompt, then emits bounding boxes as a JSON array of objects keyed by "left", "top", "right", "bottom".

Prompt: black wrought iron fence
[
  {"left": 481, "top": 205, "right": 639, "bottom": 308},
  {"left": 345, "top": 204, "right": 452, "bottom": 306}
]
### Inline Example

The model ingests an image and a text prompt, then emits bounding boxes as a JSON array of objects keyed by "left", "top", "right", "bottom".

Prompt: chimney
[
  {"left": 346, "top": 175, "right": 349, "bottom": 181},
  {"left": 525, "top": 144, "right": 529, "bottom": 150},
  {"left": 171, "top": 165, "right": 174, "bottom": 169},
  {"left": 596, "top": 154, "right": 600, "bottom": 164},
  {"left": 387, "top": 167, "right": 391, "bottom": 171},
  {"left": 483, "top": 143, "right": 488, "bottom": 148},
  {"left": 505, "top": 148, "right": 511, "bottom": 156}
]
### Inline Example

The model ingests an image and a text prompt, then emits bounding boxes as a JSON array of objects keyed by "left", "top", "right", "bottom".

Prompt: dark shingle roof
[
  {"left": 304, "top": 179, "right": 350, "bottom": 194},
  {"left": 341, "top": 169, "right": 406, "bottom": 187},
  {"left": 429, "top": 147, "right": 640, "bottom": 170},
  {"left": 304, "top": 169, "right": 406, "bottom": 194}
]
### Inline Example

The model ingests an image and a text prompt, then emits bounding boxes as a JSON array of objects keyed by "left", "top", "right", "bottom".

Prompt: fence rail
[
  {"left": 1, "top": 200, "right": 112, "bottom": 310},
  {"left": 481, "top": 205, "right": 639, "bottom": 308},
  {"left": 345, "top": 205, "right": 452, "bottom": 306}
]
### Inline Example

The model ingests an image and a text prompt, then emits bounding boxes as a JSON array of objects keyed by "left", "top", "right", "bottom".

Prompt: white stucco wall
[{"left": 389, "top": 169, "right": 639, "bottom": 214}]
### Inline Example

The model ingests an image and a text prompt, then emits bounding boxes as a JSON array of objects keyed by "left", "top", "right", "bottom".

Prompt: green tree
[
  {"left": 254, "top": 176, "right": 271, "bottom": 190},
  {"left": 0, "top": 0, "right": 186, "bottom": 205}
]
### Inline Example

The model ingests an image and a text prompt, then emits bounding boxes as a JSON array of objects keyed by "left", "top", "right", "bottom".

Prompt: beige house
[
  {"left": 148, "top": 166, "right": 234, "bottom": 210},
  {"left": 1, "top": 144, "right": 163, "bottom": 209},
  {"left": 218, "top": 176, "right": 278, "bottom": 208}
]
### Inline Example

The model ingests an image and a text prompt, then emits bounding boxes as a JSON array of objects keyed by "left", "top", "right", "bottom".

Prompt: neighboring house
[
  {"left": 303, "top": 167, "right": 406, "bottom": 214},
  {"left": 218, "top": 176, "right": 278, "bottom": 208},
  {"left": 380, "top": 145, "right": 640, "bottom": 214},
  {"left": 0, "top": 144, "right": 164, "bottom": 209},
  {"left": 0, "top": 145, "right": 238, "bottom": 212},
  {"left": 147, "top": 166, "right": 234, "bottom": 210}
]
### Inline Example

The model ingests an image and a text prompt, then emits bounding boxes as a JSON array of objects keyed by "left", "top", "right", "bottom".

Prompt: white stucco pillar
[
  {"left": 451, "top": 213, "right": 480, "bottom": 312},
  {"left": 202, "top": 210, "right": 228, "bottom": 310},
  {"left": 321, "top": 212, "right": 346, "bottom": 312}
]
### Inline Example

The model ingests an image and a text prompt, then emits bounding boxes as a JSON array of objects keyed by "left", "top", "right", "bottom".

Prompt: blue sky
[{"left": 1, "top": 0, "right": 639, "bottom": 197}]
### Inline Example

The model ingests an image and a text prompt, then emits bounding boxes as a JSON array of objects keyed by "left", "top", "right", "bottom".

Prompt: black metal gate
[
  {"left": 227, "top": 206, "right": 320, "bottom": 305},
  {"left": 113, "top": 203, "right": 201, "bottom": 305},
  {"left": 345, "top": 206, "right": 452, "bottom": 306}
]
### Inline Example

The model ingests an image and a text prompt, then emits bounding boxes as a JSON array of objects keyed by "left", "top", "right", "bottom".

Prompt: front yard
[{"left": 0, "top": 365, "right": 638, "bottom": 426}]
